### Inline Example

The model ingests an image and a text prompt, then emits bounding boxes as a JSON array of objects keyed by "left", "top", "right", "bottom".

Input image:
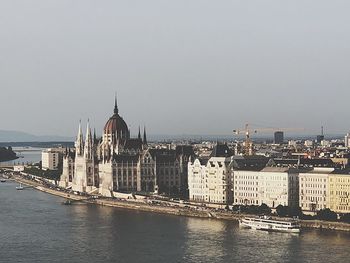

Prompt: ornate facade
[{"left": 59, "top": 98, "right": 194, "bottom": 197}]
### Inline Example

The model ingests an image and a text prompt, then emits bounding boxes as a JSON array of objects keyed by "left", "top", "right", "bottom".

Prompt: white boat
[
  {"left": 0, "top": 178, "right": 6, "bottom": 183},
  {"left": 16, "top": 183, "right": 24, "bottom": 190},
  {"left": 240, "top": 216, "right": 300, "bottom": 233}
]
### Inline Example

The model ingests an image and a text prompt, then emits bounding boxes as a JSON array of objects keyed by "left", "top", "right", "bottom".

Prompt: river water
[
  {"left": 0, "top": 181, "right": 350, "bottom": 263},
  {"left": 0, "top": 147, "right": 42, "bottom": 166}
]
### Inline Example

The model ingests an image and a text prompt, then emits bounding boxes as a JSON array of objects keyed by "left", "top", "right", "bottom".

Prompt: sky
[{"left": 1, "top": 0, "right": 350, "bottom": 138}]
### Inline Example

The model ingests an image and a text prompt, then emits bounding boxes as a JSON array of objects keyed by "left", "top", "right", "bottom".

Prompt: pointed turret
[
  {"left": 75, "top": 120, "right": 84, "bottom": 156},
  {"left": 138, "top": 126, "right": 141, "bottom": 140},
  {"left": 143, "top": 126, "right": 147, "bottom": 145},
  {"left": 93, "top": 128, "right": 97, "bottom": 144},
  {"left": 84, "top": 120, "right": 93, "bottom": 159}
]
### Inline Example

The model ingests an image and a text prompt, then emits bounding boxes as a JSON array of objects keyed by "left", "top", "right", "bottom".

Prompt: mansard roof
[{"left": 231, "top": 155, "right": 269, "bottom": 171}]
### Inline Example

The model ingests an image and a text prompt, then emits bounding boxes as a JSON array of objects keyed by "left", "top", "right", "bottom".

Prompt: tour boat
[
  {"left": 16, "top": 183, "right": 24, "bottom": 190},
  {"left": 240, "top": 216, "right": 300, "bottom": 233}
]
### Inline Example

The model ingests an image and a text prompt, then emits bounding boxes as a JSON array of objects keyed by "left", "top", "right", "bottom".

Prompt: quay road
[
  {"left": 1, "top": 168, "right": 232, "bottom": 217},
  {"left": 3, "top": 168, "right": 350, "bottom": 232}
]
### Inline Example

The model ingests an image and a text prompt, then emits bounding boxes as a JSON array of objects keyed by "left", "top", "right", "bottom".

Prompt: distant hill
[{"left": 0, "top": 130, "right": 73, "bottom": 142}]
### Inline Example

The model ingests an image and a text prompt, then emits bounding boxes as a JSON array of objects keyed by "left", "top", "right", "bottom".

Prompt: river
[
  {"left": 0, "top": 147, "right": 42, "bottom": 166},
  {"left": 0, "top": 180, "right": 350, "bottom": 263}
]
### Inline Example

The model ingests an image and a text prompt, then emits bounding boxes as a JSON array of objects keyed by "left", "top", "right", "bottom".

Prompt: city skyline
[{"left": 1, "top": 1, "right": 350, "bottom": 137}]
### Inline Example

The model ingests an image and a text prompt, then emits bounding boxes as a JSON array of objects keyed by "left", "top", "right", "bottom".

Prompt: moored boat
[
  {"left": 16, "top": 183, "right": 24, "bottom": 190},
  {"left": 62, "top": 199, "right": 72, "bottom": 205},
  {"left": 240, "top": 216, "right": 300, "bottom": 233}
]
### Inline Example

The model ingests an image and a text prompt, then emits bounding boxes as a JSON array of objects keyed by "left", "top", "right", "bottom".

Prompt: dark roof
[
  {"left": 331, "top": 168, "right": 350, "bottom": 175},
  {"left": 149, "top": 149, "right": 174, "bottom": 158},
  {"left": 175, "top": 145, "right": 195, "bottom": 156},
  {"left": 124, "top": 138, "right": 143, "bottom": 151},
  {"left": 148, "top": 149, "right": 177, "bottom": 163},
  {"left": 113, "top": 154, "right": 139, "bottom": 163},
  {"left": 232, "top": 156, "right": 269, "bottom": 171},
  {"left": 210, "top": 143, "right": 233, "bottom": 157},
  {"left": 199, "top": 157, "right": 209, "bottom": 165},
  {"left": 269, "top": 158, "right": 336, "bottom": 167}
]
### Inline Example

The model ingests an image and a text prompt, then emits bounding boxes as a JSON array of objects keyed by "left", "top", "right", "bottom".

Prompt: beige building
[
  {"left": 188, "top": 156, "right": 233, "bottom": 204},
  {"left": 42, "top": 149, "right": 60, "bottom": 170},
  {"left": 329, "top": 174, "right": 350, "bottom": 213},
  {"left": 233, "top": 167, "right": 299, "bottom": 209},
  {"left": 233, "top": 170, "right": 260, "bottom": 206},
  {"left": 299, "top": 168, "right": 333, "bottom": 214}
]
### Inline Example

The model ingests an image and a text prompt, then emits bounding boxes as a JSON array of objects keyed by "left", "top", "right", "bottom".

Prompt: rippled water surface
[{"left": 1, "top": 181, "right": 350, "bottom": 263}]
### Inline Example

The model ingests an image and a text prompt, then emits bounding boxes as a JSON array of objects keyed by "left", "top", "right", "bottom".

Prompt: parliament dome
[{"left": 103, "top": 99, "right": 130, "bottom": 140}]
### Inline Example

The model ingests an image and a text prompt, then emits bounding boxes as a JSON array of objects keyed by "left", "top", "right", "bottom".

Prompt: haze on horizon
[{"left": 1, "top": 0, "right": 350, "bottom": 138}]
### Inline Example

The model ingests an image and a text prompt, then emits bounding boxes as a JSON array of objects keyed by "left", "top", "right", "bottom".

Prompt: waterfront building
[
  {"left": 42, "top": 149, "right": 61, "bottom": 170},
  {"left": 59, "top": 98, "right": 194, "bottom": 197},
  {"left": 329, "top": 173, "right": 350, "bottom": 213},
  {"left": 188, "top": 147, "right": 269, "bottom": 205},
  {"left": 188, "top": 143, "right": 234, "bottom": 204},
  {"left": 233, "top": 170, "right": 260, "bottom": 206},
  {"left": 299, "top": 168, "right": 332, "bottom": 214},
  {"left": 188, "top": 156, "right": 233, "bottom": 204},
  {"left": 233, "top": 167, "right": 299, "bottom": 209}
]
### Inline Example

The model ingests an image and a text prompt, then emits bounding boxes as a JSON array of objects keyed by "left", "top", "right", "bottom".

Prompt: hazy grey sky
[{"left": 1, "top": 0, "right": 350, "bottom": 137}]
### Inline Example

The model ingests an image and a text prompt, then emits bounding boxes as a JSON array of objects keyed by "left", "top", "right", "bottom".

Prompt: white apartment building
[
  {"left": 345, "top": 133, "right": 350, "bottom": 148},
  {"left": 188, "top": 157, "right": 233, "bottom": 204},
  {"left": 42, "top": 149, "right": 60, "bottom": 170},
  {"left": 299, "top": 168, "right": 332, "bottom": 214},
  {"left": 233, "top": 170, "right": 259, "bottom": 205},
  {"left": 233, "top": 167, "right": 299, "bottom": 209},
  {"left": 188, "top": 158, "right": 207, "bottom": 202}
]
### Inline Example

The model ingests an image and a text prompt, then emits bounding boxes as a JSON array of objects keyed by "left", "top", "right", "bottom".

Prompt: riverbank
[{"left": 11, "top": 174, "right": 350, "bottom": 232}]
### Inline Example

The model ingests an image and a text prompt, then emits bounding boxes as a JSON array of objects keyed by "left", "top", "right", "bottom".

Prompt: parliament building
[{"left": 59, "top": 97, "right": 194, "bottom": 197}]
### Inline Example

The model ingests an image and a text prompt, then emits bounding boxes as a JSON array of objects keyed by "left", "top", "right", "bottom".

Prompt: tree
[
  {"left": 288, "top": 206, "right": 302, "bottom": 217},
  {"left": 316, "top": 209, "right": 337, "bottom": 221},
  {"left": 276, "top": 205, "right": 288, "bottom": 217},
  {"left": 340, "top": 214, "right": 350, "bottom": 223},
  {"left": 258, "top": 203, "right": 271, "bottom": 215}
]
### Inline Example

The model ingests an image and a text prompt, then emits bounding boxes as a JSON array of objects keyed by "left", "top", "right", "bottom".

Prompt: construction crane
[{"left": 233, "top": 124, "right": 304, "bottom": 156}]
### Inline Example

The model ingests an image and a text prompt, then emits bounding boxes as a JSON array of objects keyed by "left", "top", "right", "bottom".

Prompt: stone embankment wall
[
  {"left": 300, "top": 220, "right": 350, "bottom": 232},
  {"left": 12, "top": 175, "right": 350, "bottom": 232}
]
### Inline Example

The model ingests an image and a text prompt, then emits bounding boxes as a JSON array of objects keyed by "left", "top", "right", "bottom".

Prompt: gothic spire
[
  {"left": 93, "top": 128, "right": 97, "bottom": 143},
  {"left": 143, "top": 126, "right": 147, "bottom": 145},
  {"left": 114, "top": 92, "right": 118, "bottom": 114},
  {"left": 75, "top": 120, "right": 84, "bottom": 156},
  {"left": 138, "top": 126, "right": 141, "bottom": 140},
  {"left": 84, "top": 119, "right": 93, "bottom": 159}
]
